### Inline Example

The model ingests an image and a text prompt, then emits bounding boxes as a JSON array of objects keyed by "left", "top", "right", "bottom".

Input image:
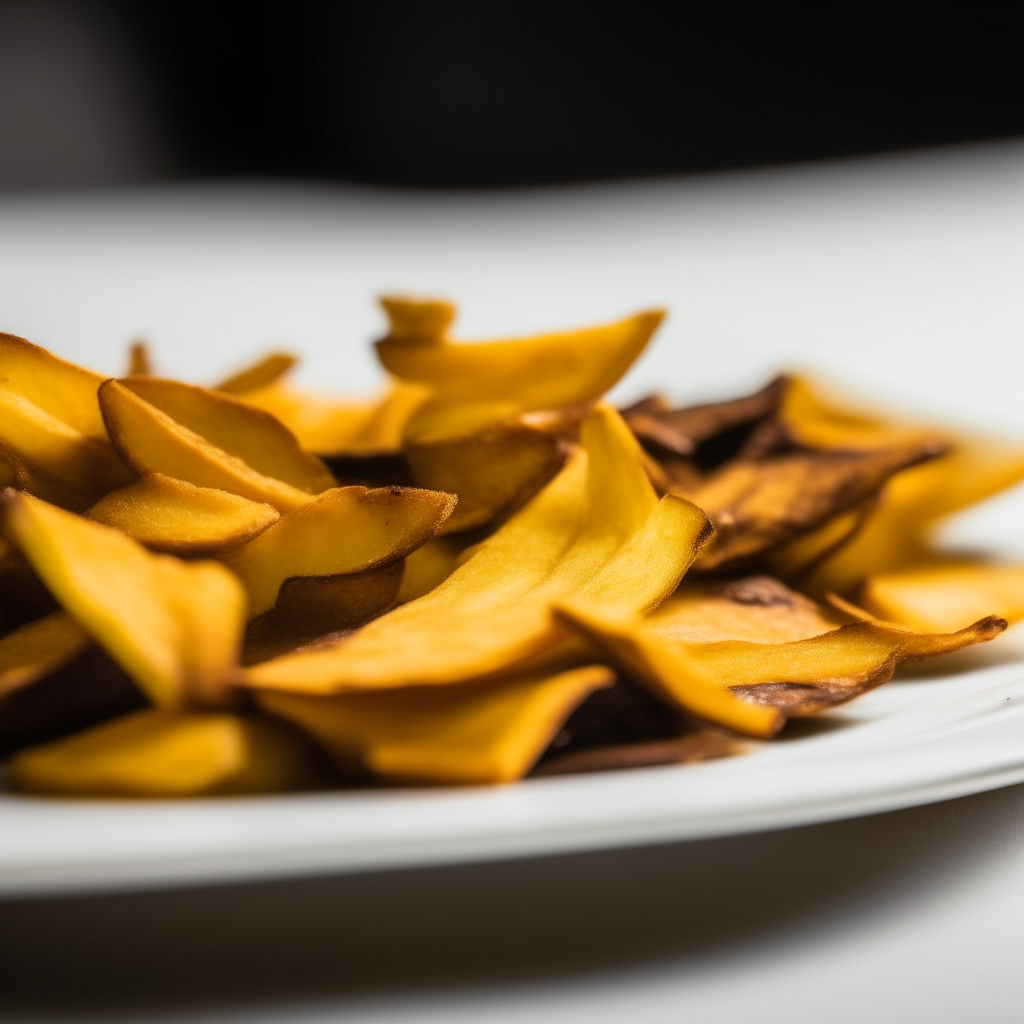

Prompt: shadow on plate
[{"left": 3, "top": 783, "right": 1024, "bottom": 1020}]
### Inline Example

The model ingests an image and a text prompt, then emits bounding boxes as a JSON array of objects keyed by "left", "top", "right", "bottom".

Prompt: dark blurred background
[{"left": 1, "top": 1, "right": 1022, "bottom": 192}]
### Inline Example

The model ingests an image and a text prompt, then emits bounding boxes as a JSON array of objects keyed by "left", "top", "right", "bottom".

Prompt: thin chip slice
[
  {"left": 126, "top": 341, "right": 153, "bottom": 377},
  {"left": 554, "top": 602, "right": 784, "bottom": 737},
  {"left": 87, "top": 474, "right": 280, "bottom": 555},
  {"left": 0, "top": 612, "right": 92, "bottom": 698},
  {"left": 857, "top": 561, "right": 1024, "bottom": 633},
  {"left": 221, "top": 485, "right": 456, "bottom": 616},
  {"left": 216, "top": 352, "right": 298, "bottom": 395},
  {"left": 622, "top": 376, "right": 788, "bottom": 462},
  {"left": 722, "top": 613, "right": 1008, "bottom": 715},
  {"left": 242, "top": 562, "right": 405, "bottom": 664},
  {"left": 244, "top": 406, "right": 713, "bottom": 695},
  {"left": 9, "top": 709, "right": 321, "bottom": 797},
  {"left": 778, "top": 377, "right": 1024, "bottom": 594},
  {"left": 561, "top": 599, "right": 1005, "bottom": 721},
  {"left": 404, "top": 417, "right": 567, "bottom": 533},
  {"left": 0, "top": 334, "right": 133, "bottom": 510},
  {"left": 649, "top": 576, "right": 844, "bottom": 644},
  {"left": 2, "top": 490, "right": 247, "bottom": 709},
  {"left": 240, "top": 381, "right": 429, "bottom": 456},
  {"left": 99, "top": 378, "right": 335, "bottom": 512},
  {"left": 377, "top": 297, "right": 665, "bottom": 439},
  {"left": 684, "top": 598, "right": 1004, "bottom": 715},
  {"left": 688, "top": 444, "right": 940, "bottom": 572},
  {"left": 260, "top": 665, "right": 614, "bottom": 785}
]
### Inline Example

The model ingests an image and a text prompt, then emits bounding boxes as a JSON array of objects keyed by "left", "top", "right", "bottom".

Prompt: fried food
[
  {"left": 378, "top": 296, "right": 664, "bottom": 440},
  {"left": 0, "top": 334, "right": 133, "bottom": 510},
  {"left": 220, "top": 485, "right": 455, "bottom": 616},
  {"left": 687, "top": 444, "right": 941, "bottom": 572},
  {"left": 0, "top": 297, "right": 1019, "bottom": 796},
  {"left": 243, "top": 406, "right": 712, "bottom": 695},
  {"left": 3, "top": 490, "right": 246, "bottom": 709},
  {"left": 261, "top": 665, "right": 614, "bottom": 785},
  {"left": 99, "top": 378, "right": 336, "bottom": 511},
  {"left": 87, "top": 473, "right": 280, "bottom": 555},
  {"left": 10, "top": 709, "right": 320, "bottom": 797}
]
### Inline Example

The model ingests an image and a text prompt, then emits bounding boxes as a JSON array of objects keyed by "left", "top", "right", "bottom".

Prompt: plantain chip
[
  {"left": 377, "top": 296, "right": 665, "bottom": 440},
  {"left": 687, "top": 443, "right": 941, "bottom": 573},
  {"left": 554, "top": 602, "right": 785, "bottom": 737},
  {"left": 778, "top": 377, "right": 1024, "bottom": 594},
  {"left": 221, "top": 485, "right": 456, "bottom": 617},
  {"left": 240, "top": 380, "right": 428, "bottom": 457},
  {"left": 676, "top": 606, "right": 1004, "bottom": 715},
  {"left": 404, "top": 415, "right": 567, "bottom": 533},
  {"left": 10, "top": 709, "right": 321, "bottom": 797},
  {"left": 216, "top": 352, "right": 298, "bottom": 395},
  {"left": 622, "top": 376, "right": 788, "bottom": 464},
  {"left": 0, "top": 612, "right": 92, "bottom": 699},
  {"left": 244, "top": 406, "right": 712, "bottom": 695},
  {"left": 88, "top": 473, "right": 280, "bottom": 555},
  {"left": 852, "top": 563, "right": 1024, "bottom": 633},
  {"left": 99, "top": 378, "right": 336, "bottom": 512},
  {"left": 560, "top": 598, "right": 1004, "bottom": 723},
  {"left": 649, "top": 576, "right": 845, "bottom": 644},
  {"left": 2, "top": 490, "right": 247, "bottom": 709},
  {"left": 126, "top": 340, "right": 153, "bottom": 377},
  {"left": 242, "top": 561, "right": 405, "bottom": 665},
  {"left": 0, "top": 334, "right": 133, "bottom": 510},
  {"left": 260, "top": 665, "right": 614, "bottom": 785}
]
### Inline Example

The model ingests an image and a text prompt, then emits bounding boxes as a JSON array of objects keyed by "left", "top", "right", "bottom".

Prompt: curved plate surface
[{"left": 4, "top": 662, "right": 1024, "bottom": 895}]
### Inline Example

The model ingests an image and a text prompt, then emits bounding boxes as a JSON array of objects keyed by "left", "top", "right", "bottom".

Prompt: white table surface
[{"left": 3, "top": 141, "right": 1024, "bottom": 1021}]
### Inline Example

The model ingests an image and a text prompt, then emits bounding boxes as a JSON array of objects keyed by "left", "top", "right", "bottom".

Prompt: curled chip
[
  {"left": 378, "top": 296, "right": 665, "bottom": 440},
  {"left": 778, "top": 377, "right": 1024, "bottom": 595},
  {"left": 261, "top": 665, "right": 614, "bottom": 785},
  {"left": 10, "top": 709, "right": 321, "bottom": 797},
  {"left": 687, "top": 443, "right": 942, "bottom": 573},
  {"left": 99, "top": 378, "right": 337, "bottom": 512},
  {"left": 554, "top": 602, "right": 785, "bottom": 738},
  {"left": 88, "top": 473, "right": 280, "bottom": 555},
  {"left": 3, "top": 489, "right": 247, "bottom": 710},
  {"left": 622, "top": 376, "right": 788, "bottom": 463},
  {"left": 403, "top": 416, "right": 567, "bottom": 533},
  {"left": 221, "top": 485, "right": 456, "bottom": 616},
  {"left": 0, "top": 333, "right": 133, "bottom": 510},
  {"left": 242, "top": 561, "right": 405, "bottom": 665},
  {"left": 649, "top": 576, "right": 844, "bottom": 644}
]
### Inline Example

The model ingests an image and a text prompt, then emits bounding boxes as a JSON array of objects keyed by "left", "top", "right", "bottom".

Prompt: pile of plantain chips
[{"left": 2, "top": 296, "right": 1023, "bottom": 797}]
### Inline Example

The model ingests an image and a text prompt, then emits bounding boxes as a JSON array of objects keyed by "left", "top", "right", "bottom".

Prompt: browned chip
[
  {"left": 242, "top": 562, "right": 405, "bottom": 665},
  {"left": 533, "top": 730, "right": 742, "bottom": 775},
  {"left": 622, "top": 376, "right": 789, "bottom": 463},
  {"left": 404, "top": 417, "right": 568, "bottom": 534},
  {"left": 649, "top": 576, "right": 846, "bottom": 644},
  {"left": 688, "top": 444, "right": 943, "bottom": 573}
]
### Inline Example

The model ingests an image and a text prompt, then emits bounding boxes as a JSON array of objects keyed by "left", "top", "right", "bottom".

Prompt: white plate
[
  {"left": 3, "top": 143, "right": 1024, "bottom": 896},
  {"left": 4, "top": 658, "right": 1024, "bottom": 896}
]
